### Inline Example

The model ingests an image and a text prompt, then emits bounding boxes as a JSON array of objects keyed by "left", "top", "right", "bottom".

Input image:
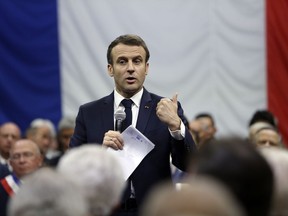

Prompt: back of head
[
  {"left": 260, "top": 147, "right": 288, "bottom": 216},
  {"left": 140, "top": 176, "right": 245, "bottom": 216},
  {"left": 189, "top": 137, "right": 274, "bottom": 216},
  {"left": 8, "top": 167, "right": 88, "bottom": 216},
  {"left": 57, "top": 145, "right": 125, "bottom": 216}
]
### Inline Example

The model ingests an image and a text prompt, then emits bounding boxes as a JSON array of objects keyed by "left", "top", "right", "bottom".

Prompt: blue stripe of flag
[{"left": 0, "top": 0, "right": 61, "bottom": 133}]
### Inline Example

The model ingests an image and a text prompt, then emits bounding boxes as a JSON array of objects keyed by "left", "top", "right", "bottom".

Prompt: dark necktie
[
  {"left": 121, "top": 99, "right": 133, "bottom": 132},
  {"left": 121, "top": 99, "right": 134, "bottom": 200}
]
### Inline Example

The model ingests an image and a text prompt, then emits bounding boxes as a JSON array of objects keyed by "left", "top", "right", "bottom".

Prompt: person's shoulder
[
  {"left": 80, "top": 93, "right": 113, "bottom": 109},
  {"left": 143, "top": 88, "right": 163, "bottom": 101},
  {"left": 0, "top": 164, "right": 11, "bottom": 179}
]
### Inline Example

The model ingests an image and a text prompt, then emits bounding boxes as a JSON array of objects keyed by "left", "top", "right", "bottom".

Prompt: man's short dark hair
[
  {"left": 195, "top": 113, "right": 215, "bottom": 126},
  {"left": 249, "top": 110, "right": 277, "bottom": 127},
  {"left": 107, "top": 34, "right": 150, "bottom": 65}
]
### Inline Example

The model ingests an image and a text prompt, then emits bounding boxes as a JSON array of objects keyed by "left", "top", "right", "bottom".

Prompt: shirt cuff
[{"left": 169, "top": 121, "right": 185, "bottom": 140}]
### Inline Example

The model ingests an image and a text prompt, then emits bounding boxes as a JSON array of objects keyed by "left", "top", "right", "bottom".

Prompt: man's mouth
[{"left": 126, "top": 77, "right": 136, "bottom": 83}]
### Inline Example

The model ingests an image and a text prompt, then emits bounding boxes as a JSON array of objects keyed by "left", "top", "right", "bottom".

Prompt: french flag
[{"left": 0, "top": 0, "right": 287, "bottom": 145}]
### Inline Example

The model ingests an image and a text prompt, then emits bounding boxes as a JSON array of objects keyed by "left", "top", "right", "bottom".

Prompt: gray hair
[
  {"left": 57, "top": 145, "right": 125, "bottom": 216},
  {"left": 8, "top": 168, "right": 88, "bottom": 216},
  {"left": 58, "top": 117, "right": 75, "bottom": 131},
  {"left": 30, "top": 118, "right": 56, "bottom": 137}
]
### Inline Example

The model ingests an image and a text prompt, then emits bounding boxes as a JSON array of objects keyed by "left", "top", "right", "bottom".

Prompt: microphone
[{"left": 114, "top": 109, "right": 126, "bottom": 132}]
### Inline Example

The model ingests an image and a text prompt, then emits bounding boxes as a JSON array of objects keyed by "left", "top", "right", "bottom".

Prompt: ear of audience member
[
  {"left": 8, "top": 167, "right": 88, "bottom": 216},
  {"left": 57, "top": 144, "right": 125, "bottom": 216},
  {"left": 140, "top": 176, "right": 245, "bottom": 216},
  {"left": 188, "top": 137, "right": 274, "bottom": 216},
  {"left": 260, "top": 147, "right": 288, "bottom": 216}
]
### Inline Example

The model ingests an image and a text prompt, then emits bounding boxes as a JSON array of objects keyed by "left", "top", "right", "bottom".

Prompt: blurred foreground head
[
  {"left": 188, "top": 137, "right": 274, "bottom": 216},
  {"left": 8, "top": 168, "right": 88, "bottom": 216},
  {"left": 140, "top": 176, "right": 245, "bottom": 216},
  {"left": 260, "top": 147, "right": 288, "bottom": 216},
  {"left": 57, "top": 145, "right": 125, "bottom": 216}
]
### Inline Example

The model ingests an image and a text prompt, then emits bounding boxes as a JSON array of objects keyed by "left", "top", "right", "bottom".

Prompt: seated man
[
  {"left": 0, "top": 139, "right": 43, "bottom": 216},
  {"left": 0, "top": 122, "right": 21, "bottom": 174},
  {"left": 8, "top": 167, "right": 88, "bottom": 216},
  {"left": 253, "top": 127, "right": 282, "bottom": 148},
  {"left": 189, "top": 113, "right": 217, "bottom": 149}
]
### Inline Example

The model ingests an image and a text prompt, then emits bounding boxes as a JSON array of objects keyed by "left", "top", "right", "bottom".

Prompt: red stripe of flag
[{"left": 266, "top": 0, "right": 288, "bottom": 146}]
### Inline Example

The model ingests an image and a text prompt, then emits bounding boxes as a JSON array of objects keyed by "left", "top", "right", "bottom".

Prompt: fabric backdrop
[{"left": 0, "top": 0, "right": 287, "bottom": 145}]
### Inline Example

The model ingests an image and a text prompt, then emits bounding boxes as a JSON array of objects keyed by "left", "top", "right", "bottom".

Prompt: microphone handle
[{"left": 115, "top": 119, "right": 122, "bottom": 132}]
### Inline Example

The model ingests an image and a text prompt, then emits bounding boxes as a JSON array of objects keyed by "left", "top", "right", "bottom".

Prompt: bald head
[
  {"left": 9, "top": 139, "right": 43, "bottom": 178},
  {"left": 140, "top": 177, "right": 245, "bottom": 216}
]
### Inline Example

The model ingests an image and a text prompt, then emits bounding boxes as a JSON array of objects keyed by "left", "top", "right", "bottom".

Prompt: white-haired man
[{"left": 57, "top": 145, "right": 125, "bottom": 216}]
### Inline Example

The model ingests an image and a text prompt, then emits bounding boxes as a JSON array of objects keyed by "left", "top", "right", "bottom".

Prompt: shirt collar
[{"left": 114, "top": 88, "right": 143, "bottom": 109}]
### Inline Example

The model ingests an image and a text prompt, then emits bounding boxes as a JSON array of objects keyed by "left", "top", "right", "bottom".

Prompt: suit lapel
[
  {"left": 136, "top": 89, "right": 154, "bottom": 133},
  {"left": 101, "top": 92, "right": 114, "bottom": 132}
]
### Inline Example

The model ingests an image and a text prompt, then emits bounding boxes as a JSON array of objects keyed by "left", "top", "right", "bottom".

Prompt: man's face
[
  {"left": 108, "top": 44, "right": 149, "bottom": 98},
  {"left": 32, "top": 127, "right": 53, "bottom": 154},
  {"left": 255, "top": 129, "right": 280, "bottom": 147},
  {"left": 0, "top": 123, "right": 21, "bottom": 157},
  {"left": 10, "top": 140, "right": 42, "bottom": 178},
  {"left": 58, "top": 128, "right": 74, "bottom": 152}
]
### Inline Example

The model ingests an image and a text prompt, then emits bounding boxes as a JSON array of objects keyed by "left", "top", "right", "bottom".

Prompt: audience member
[
  {"left": 248, "top": 121, "right": 274, "bottom": 142},
  {"left": 25, "top": 118, "right": 56, "bottom": 165},
  {"left": 0, "top": 122, "right": 21, "bottom": 172},
  {"left": 260, "top": 147, "right": 288, "bottom": 216},
  {"left": 8, "top": 167, "right": 88, "bottom": 216},
  {"left": 44, "top": 116, "right": 76, "bottom": 167},
  {"left": 69, "top": 34, "right": 196, "bottom": 215},
  {"left": 140, "top": 176, "right": 245, "bottom": 216},
  {"left": 57, "top": 116, "right": 75, "bottom": 152},
  {"left": 0, "top": 139, "right": 43, "bottom": 216},
  {"left": 189, "top": 113, "right": 217, "bottom": 149},
  {"left": 188, "top": 137, "right": 274, "bottom": 216},
  {"left": 57, "top": 145, "right": 125, "bottom": 216},
  {"left": 253, "top": 127, "right": 282, "bottom": 148}
]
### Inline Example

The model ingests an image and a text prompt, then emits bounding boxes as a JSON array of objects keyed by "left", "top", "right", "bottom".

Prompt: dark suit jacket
[{"left": 70, "top": 88, "right": 196, "bottom": 205}]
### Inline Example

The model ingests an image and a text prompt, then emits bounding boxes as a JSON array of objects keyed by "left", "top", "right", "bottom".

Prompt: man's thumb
[{"left": 172, "top": 93, "right": 178, "bottom": 104}]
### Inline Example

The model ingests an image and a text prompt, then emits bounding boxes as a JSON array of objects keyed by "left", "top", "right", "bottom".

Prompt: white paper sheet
[{"left": 107, "top": 125, "right": 155, "bottom": 180}]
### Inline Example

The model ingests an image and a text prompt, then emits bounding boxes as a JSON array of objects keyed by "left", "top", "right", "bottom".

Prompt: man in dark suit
[{"left": 70, "top": 34, "right": 196, "bottom": 215}]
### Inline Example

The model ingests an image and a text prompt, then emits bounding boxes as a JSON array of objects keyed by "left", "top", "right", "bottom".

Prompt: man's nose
[
  {"left": 264, "top": 141, "right": 271, "bottom": 147},
  {"left": 127, "top": 61, "right": 135, "bottom": 71}
]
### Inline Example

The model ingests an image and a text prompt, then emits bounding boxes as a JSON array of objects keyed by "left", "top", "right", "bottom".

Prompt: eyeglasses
[{"left": 10, "top": 152, "right": 35, "bottom": 161}]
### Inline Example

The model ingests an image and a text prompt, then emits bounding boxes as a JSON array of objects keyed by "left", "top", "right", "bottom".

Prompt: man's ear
[
  {"left": 145, "top": 62, "right": 149, "bottom": 75},
  {"left": 107, "top": 64, "right": 114, "bottom": 77}
]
